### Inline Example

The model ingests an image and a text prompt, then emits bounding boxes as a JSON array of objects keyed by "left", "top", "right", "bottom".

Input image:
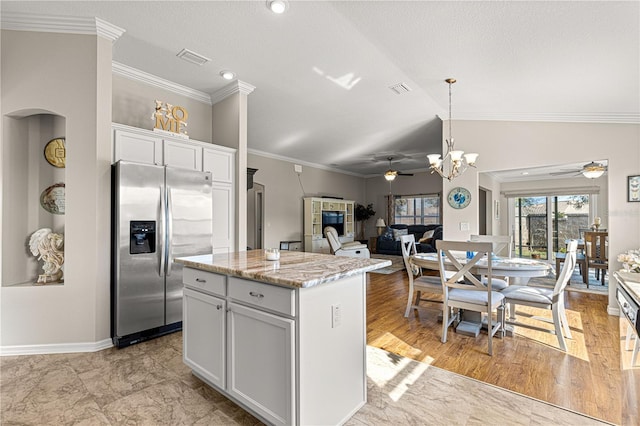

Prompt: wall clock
[{"left": 447, "top": 187, "right": 471, "bottom": 209}]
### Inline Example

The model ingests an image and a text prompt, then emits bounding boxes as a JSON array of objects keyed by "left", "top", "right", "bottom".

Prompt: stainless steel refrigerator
[{"left": 111, "top": 161, "right": 213, "bottom": 347}]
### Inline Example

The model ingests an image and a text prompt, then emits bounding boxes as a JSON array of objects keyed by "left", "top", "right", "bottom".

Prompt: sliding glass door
[
  {"left": 512, "top": 195, "right": 590, "bottom": 260},
  {"left": 514, "top": 197, "right": 547, "bottom": 258}
]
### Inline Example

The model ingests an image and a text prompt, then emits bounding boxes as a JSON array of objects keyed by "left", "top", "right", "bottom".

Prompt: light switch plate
[
  {"left": 460, "top": 222, "right": 470, "bottom": 231},
  {"left": 331, "top": 304, "right": 342, "bottom": 328}
]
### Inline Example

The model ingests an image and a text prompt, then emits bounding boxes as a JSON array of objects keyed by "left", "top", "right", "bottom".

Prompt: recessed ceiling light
[
  {"left": 220, "top": 70, "right": 236, "bottom": 80},
  {"left": 267, "top": 0, "right": 288, "bottom": 14}
]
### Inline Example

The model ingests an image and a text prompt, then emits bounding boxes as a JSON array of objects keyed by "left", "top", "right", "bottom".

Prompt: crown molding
[
  {"left": 0, "top": 12, "right": 125, "bottom": 42},
  {"left": 439, "top": 112, "right": 640, "bottom": 124},
  {"left": 112, "top": 62, "right": 213, "bottom": 105},
  {"left": 248, "top": 148, "right": 364, "bottom": 177},
  {"left": 210, "top": 81, "right": 256, "bottom": 104}
]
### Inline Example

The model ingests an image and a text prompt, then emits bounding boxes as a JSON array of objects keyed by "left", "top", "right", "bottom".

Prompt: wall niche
[{"left": 2, "top": 112, "right": 66, "bottom": 286}]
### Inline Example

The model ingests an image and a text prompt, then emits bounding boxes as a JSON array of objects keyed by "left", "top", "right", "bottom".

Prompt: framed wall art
[
  {"left": 40, "top": 182, "right": 65, "bottom": 214},
  {"left": 44, "top": 137, "right": 66, "bottom": 168},
  {"left": 628, "top": 175, "right": 640, "bottom": 202}
]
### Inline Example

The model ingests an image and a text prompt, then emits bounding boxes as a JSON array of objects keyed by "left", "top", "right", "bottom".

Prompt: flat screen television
[{"left": 322, "top": 211, "right": 344, "bottom": 236}]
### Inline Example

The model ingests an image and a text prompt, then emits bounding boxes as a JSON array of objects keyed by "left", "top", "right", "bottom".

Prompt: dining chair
[
  {"left": 583, "top": 231, "right": 608, "bottom": 286},
  {"left": 555, "top": 243, "right": 586, "bottom": 283},
  {"left": 501, "top": 240, "right": 578, "bottom": 352},
  {"left": 400, "top": 234, "right": 442, "bottom": 317},
  {"left": 469, "top": 235, "right": 512, "bottom": 289},
  {"left": 437, "top": 240, "right": 505, "bottom": 356}
]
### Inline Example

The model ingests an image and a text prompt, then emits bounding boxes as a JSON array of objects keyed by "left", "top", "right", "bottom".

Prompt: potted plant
[{"left": 355, "top": 203, "right": 376, "bottom": 241}]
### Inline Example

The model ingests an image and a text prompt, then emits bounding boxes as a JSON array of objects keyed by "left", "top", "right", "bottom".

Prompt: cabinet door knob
[
  {"left": 249, "top": 291, "right": 264, "bottom": 299},
  {"left": 216, "top": 304, "right": 222, "bottom": 310},
  {"left": 195, "top": 278, "right": 206, "bottom": 283}
]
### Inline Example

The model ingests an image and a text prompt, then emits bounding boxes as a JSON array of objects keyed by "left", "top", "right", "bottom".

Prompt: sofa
[{"left": 376, "top": 224, "right": 443, "bottom": 256}]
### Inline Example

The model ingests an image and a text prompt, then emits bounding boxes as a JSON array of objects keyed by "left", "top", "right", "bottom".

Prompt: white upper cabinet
[
  {"left": 202, "top": 147, "right": 234, "bottom": 184},
  {"left": 163, "top": 139, "right": 202, "bottom": 171},
  {"left": 113, "top": 129, "right": 163, "bottom": 165},
  {"left": 112, "top": 124, "right": 235, "bottom": 177}
]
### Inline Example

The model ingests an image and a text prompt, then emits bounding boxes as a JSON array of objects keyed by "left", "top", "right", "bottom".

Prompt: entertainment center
[{"left": 303, "top": 197, "right": 355, "bottom": 253}]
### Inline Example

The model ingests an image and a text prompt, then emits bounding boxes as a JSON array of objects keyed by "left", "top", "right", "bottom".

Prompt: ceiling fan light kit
[
  {"left": 383, "top": 157, "right": 414, "bottom": 181},
  {"left": 427, "top": 78, "right": 478, "bottom": 181},
  {"left": 581, "top": 161, "right": 606, "bottom": 179}
]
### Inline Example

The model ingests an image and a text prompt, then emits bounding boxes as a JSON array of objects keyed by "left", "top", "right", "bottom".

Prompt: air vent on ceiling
[
  {"left": 389, "top": 82, "right": 412, "bottom": 95},
  {"left": 176, "top": 48, "right": 211, "bottom": 66}
]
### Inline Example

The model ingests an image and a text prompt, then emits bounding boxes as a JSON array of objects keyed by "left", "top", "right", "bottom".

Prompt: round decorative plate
[
  {"left": 447, "top": 187, "right": 471, "bottom": 209},
  {"left": 40, "top": 183, "right": 65, "bottom": 215},
  {"left": 44, "top": 137, "right": 66, "bottom": 168}
]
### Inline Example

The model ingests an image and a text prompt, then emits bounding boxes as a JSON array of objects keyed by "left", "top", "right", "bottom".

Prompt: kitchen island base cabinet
[
  {"left": 228, "top": 302, "right": 294, "bottom": 426},
  {"left": 183, "top": 288, "right": 225, "bottom": 389},
  {"left": 181, "top": 267, "right": 367, "bottom": 426}
]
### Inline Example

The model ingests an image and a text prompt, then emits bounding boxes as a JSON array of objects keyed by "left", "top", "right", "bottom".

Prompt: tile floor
[{"left": 1, "top": 332, "right": 610, "bottom": 425}]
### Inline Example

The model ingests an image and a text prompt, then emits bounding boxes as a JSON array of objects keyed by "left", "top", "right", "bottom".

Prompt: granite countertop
[
  {"left": 174, "top": 249, "right": 392, "bottom": 289},
  {"left": 616, "top": 270, "right": 640, "bottom": 303}
]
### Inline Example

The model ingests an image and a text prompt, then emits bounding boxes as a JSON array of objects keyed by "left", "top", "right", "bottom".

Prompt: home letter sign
[{"left": 152, "top": 100, "right": 189, "bottom": 138}]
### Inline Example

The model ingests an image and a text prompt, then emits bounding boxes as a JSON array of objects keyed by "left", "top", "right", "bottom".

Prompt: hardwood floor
[{"left": 366, "top": 270, "right": 639, "bottom": 425}]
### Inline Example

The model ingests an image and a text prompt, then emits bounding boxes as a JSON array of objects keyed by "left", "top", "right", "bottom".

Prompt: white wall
[
  {"left": 442, "top": 119, "right": 640, "bottom": 313},
  {"left": 113, "top": 75, "right": 213, "bottom": 143},
  {"left": 247, "top": 154, "right": 365, "bottom": 250},
  {"left": 1, "top": 30, "right": 113, "bottom": 348}
]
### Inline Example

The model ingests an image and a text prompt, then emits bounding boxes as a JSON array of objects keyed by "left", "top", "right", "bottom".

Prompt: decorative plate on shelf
[
  {"left": 447, "top": 187, "right": 471, "bottom": 209},
  {"left": 44, "top": 137, "right": 66, "bottom": 168},
  {"left": 40, "top": 183, "right": 65, "bottom": 215}
]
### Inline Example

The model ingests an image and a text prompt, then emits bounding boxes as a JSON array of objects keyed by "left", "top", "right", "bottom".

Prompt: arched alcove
[{"left": 2, "top": 110, "right": 66, "bottom": 286}]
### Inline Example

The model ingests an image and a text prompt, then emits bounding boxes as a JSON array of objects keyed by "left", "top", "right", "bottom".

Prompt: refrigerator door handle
[
  {"left": 166, "top": 186, "right": 174, "bottom": 277},
  {"left": 159, "top": 185, "right": 166, "bottom": 277}
]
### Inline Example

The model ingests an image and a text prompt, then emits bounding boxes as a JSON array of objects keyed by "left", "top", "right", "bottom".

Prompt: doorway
[
  {"left": 247, "top": 182, "right": 264, "bottom": 249},
  {"left": 479, "top": 188, "right": 488, "bottom": 235}
]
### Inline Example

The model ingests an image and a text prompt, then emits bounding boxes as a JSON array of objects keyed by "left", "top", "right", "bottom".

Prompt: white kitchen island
[{"left": 174, "top": 250, "right": 391, "bottom": 426}]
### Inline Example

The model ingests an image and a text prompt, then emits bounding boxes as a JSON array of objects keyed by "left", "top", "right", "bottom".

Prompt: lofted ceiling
[{"left": 2, "top": 1, "right": 638, "bottom": 178}]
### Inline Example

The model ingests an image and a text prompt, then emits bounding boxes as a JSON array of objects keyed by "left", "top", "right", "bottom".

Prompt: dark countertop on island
[{"left": 174, "top": 249, "right": 392, "bottom": 289}]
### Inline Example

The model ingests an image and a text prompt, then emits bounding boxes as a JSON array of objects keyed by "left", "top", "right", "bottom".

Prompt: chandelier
[{"left": 427, "top": 78, "right": 478, "bottom": 181}]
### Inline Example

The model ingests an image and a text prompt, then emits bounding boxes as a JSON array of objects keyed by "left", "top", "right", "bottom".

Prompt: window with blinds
[{"left": 393, "top": 194, "right": 441, "bottom": 225}]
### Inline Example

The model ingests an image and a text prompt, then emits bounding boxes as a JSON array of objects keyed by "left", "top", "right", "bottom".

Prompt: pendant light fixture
[{"left": 427, "top": 78, "right": 478, "bottom": 181}]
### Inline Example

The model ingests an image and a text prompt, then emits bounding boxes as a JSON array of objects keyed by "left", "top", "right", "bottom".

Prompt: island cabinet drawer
[
  {"left": 228, "top": 277, "right": 296, "bottom": 317},
  {"left": 183, "top": 268, "right": 226, "bottom": 297}
]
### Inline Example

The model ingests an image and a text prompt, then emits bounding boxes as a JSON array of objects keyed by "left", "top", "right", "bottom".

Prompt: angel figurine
[{"left": 29, "top": 228, "right": 64, "bottom": 284}]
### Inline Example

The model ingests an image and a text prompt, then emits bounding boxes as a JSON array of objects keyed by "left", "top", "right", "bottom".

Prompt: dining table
[
  {"left": 410, "top": 252, "right": 552, "bottom": 285},
  {"left": 410, "top": 252, "right": 552, "bottom": 337}
]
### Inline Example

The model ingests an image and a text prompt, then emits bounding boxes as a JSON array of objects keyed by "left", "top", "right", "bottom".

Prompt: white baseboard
[{"left": 0, "top": 338, "right": 113, "bottom": 356}]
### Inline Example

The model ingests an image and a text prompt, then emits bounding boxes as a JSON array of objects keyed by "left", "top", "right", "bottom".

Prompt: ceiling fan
[
  {"left": 550, "top": 161, "right": 608, "bottom": 179},
  {"left": 383, "top": 157, "right": 414, "bottom": 181}
]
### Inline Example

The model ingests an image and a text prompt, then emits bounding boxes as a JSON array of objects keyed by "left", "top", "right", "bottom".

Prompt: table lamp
[{"left": 375, "top": 218, "right": 386, "bottom": 235}]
